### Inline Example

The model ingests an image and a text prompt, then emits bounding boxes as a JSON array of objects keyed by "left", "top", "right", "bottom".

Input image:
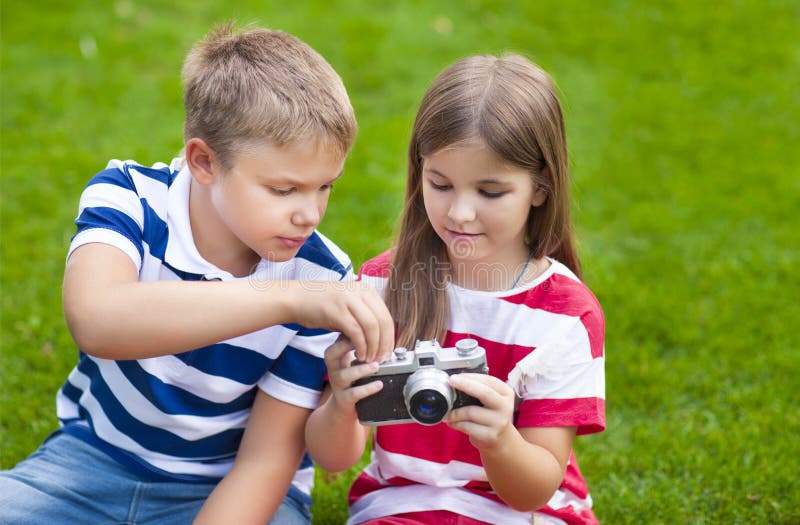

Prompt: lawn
[{"left": 2, "top": 1, "right": 799, "bottom": 523}]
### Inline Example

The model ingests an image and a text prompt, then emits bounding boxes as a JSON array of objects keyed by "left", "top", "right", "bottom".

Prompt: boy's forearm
[
  {"left": 194, "top": 392, "right": 309, "bottom": 524},
  {"left": 193, "top": 462, "right": 288, "bottom": 524},
  {"left": 306, "top": 398, "right": 369, "bottom": 472},
  {"left": 65, "top": 277, "right": 301, "bottom": 359}
]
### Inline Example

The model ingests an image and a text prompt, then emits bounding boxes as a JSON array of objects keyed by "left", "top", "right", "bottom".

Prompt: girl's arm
[
  {"left": 446, "top": 374, "right": 576, "bottom": 511},
  {"left": 193, "top": 390, "right": 309, "bottom": 524},
  {"left": 481, "top": 425, "right": 576, "bottom": 510},
  {"left": 63, "top": 243, "right": 393, "bottom": 361},
  {"left": 305, "top": 338, "right": 379, "bottom": 472}
]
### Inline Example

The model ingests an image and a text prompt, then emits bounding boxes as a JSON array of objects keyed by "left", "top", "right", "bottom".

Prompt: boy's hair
[
  {"left": 182, "top": 22, "right": 357, "bottom": 168},
  {"left": 386, "top": 54, "right": 580, "bottom": 349}
]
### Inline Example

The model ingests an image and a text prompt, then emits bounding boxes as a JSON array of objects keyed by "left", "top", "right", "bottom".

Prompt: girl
[{"left": 306, "top": 54, "right": 605, "bottom": 525}]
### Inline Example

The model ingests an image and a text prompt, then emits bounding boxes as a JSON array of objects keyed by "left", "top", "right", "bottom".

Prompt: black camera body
[{"left": 352, "top": 338, "right": 488, "bottom": 426}]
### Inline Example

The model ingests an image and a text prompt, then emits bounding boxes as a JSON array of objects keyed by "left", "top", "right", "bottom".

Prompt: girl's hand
[
  {"left": 324, "top": 336, "right": 384, "bottom": 414},
  {"left": 445, "top": 373, "right": 517, "bottom": 450}
]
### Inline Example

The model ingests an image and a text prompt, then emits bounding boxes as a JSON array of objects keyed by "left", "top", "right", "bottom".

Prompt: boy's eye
[
  {"left": 320, "top": 183, "right": 334, "bottom": 192},
  {"left": 269, "top": 187, "right": 295, "bottom": 196}
]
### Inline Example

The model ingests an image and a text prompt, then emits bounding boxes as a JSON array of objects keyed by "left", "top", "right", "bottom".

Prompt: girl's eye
[
  {"left": 429, "top": 180, "right": 451, "bottom": 191},
  {"left": 269, "top": 187, "right": 295, "bottom": 196},
  {"left": 479, "top": 190, "right": 506, "bottom": 199}
]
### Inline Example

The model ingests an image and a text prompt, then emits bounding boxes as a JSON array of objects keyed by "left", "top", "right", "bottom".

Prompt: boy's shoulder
[
  {"left": 358, "top": 249, "right": 393, "bottom": 279},
  {"left": 294, "top": 231, "right": 353, "bottom": 280},
  {"left": 96, "top": 158, "right": 180, "bottom": 187}
]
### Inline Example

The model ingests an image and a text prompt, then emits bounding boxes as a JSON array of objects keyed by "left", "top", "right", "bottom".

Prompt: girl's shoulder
[
  {"left": 358, "top": 249, "right": 393, "bottom": 279},
  {"left": 516, "top": 259, "right": 604, "bottom": 319}
]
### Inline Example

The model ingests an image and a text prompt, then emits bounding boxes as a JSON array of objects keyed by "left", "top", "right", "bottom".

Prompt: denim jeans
[{"left": 0, "top": 432, "right": 311, "bottom": 525}]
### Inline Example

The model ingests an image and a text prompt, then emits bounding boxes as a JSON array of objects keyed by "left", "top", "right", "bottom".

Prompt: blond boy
[{"left": 0, "top": 23, "right": 393, "bottom": 525}]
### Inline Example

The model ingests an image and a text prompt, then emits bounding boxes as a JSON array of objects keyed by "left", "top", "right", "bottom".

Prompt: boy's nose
[{"left": 291, "top": 201, "right": 321, "bottom": 227}]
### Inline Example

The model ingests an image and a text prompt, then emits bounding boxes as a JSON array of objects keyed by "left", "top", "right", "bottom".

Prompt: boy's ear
[{"left": 185, "top": 138, "right": 219, "bottom": 186}]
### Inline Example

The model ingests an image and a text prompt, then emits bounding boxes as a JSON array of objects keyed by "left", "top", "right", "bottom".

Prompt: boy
[{"left": 0, "top": 23, "right": 393, "bottom": 524}]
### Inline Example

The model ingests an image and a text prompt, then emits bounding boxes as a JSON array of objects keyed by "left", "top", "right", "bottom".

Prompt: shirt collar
[{"left": 164, "top": 161, "right": 235, "bottom": 281}]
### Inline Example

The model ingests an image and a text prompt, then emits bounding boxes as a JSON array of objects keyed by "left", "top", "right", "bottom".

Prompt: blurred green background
[{"left": 2, "top": 1, "right": 799, "bottom": 523}]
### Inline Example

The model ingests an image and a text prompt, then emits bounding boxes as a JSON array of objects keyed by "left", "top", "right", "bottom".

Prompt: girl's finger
[
  {"left": 340, "top": 379, "right": 384, "bottom": 404},
  {"left": 324, "top": 336, "right": 354, "bottom": 364},
  {"left": 331, "top": 361, "right": 379, "bottom": 388}
]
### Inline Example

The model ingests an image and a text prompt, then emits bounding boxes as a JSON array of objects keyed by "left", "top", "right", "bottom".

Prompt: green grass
[{"left": 2, "top": 1, "right": 799, "bottom": 523}]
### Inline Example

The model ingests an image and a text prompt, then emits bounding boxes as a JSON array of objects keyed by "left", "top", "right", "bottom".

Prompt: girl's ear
[
  {"left": 531, "top": 167, "right": 549, "bottom": 207},
  {"left": 185, "top": 138, "right": 219, "bottom": 186}
]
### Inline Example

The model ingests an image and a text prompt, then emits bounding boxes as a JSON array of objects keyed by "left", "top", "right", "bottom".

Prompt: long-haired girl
[{"left": 307, "top": 54, "right": 605, "bottom": 525}]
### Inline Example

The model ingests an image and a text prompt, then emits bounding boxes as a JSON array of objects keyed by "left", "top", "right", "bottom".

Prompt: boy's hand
[
  {"left": 290, "top": 281, "right": 394, "bottom": 362},
  {"left": 324, "top": 337, "right": 384, "bottom": 413},
  {"left": 445, "top": 373, "right": 516, "bottom": 450}
]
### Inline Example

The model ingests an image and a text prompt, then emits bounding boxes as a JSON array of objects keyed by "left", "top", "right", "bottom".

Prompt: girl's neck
[{"left": 449, "top": 247, "right": 546, "bottom": 292}]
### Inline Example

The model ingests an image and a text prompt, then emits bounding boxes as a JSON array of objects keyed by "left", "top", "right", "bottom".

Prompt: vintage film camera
[{"left": 352, "top": 338, "right": 489, "bottom": 426}]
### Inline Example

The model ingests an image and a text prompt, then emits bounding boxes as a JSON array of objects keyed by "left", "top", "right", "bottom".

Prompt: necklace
[{"left": 510, "top": 249, "right": 534, "bottom": 289}]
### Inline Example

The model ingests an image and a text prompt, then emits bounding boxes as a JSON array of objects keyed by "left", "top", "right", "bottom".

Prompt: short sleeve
[
  {"left": 68, "top": 164, "right": 145, "bottom": 270},
  {"left": 514, "top": 318, "right": 606, "bottom": 435},
  {"left": 257, "top": 326, "right": 338, "bottom": 409}
]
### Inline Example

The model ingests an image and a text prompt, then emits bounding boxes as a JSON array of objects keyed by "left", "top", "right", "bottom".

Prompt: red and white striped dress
[{"left": 348, "top": 250, "right": 606, "bottom": 525}]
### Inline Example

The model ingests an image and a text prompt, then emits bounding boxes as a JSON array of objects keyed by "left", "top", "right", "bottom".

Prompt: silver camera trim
[
  {"left": 403, "top": 367, "right": 454, "bottom": 425},
  {"left": 356, "top": 338, "right": 487, "bottom": 426}
]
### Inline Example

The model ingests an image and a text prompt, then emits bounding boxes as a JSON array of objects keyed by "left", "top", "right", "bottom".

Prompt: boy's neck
[{"left": 188, "top": 178, "right": 260, "bottom": 277}]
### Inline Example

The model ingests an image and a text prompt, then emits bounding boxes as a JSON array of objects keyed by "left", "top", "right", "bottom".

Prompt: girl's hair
[
  {"left": 182, "top": 22, "right": 356, "bottom": 169},
  {"left": 386, "top": 54, "right": 580, "bottom": 349}
]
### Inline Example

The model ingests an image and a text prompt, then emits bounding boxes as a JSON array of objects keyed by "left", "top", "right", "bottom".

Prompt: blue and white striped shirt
[{"left": 56, "top": 158, "right": 352, "bottom": 502}]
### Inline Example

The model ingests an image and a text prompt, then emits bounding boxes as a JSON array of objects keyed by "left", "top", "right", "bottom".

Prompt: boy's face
[{"left": 207, "top": 139, "right": 345, "bottom": 264}]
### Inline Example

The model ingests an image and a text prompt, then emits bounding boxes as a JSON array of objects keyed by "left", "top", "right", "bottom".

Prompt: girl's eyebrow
[
  {"left": 424, "top": 167, "right": 449, "bottom": 179},
  {"left": 426, "top": 168, "right": 508, "bottom": 186},
  {"left": 477, "top": 178, "right": 508, "bottom": 185}
]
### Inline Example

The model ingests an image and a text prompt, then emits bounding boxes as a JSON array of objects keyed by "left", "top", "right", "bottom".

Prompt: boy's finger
[
  {"left": 347, "top": 301, "right": 381, "bottom": 362},
  {"left": 341, "top": 317, "right": 367, "bottom": 362},
  {"left": 364, "top": 291, "right": 394, "bottom": 361}
]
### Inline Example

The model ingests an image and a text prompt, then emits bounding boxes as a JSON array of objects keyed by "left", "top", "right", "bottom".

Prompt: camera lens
[
  {"left": 403, "top": 368, "right": 453, "bottom": 425},
  {"left": 408, "top": 390, "right": 449, "bottom": 424}
]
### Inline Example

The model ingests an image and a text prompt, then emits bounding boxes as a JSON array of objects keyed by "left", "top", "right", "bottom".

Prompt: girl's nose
[{"left": 447, "top": 196, "right": 476, "bottom": 224}]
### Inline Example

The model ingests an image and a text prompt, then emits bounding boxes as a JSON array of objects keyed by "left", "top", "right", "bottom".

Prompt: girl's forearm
[
  {"left": 306, "top": 399, "right": 370, "bottom": 472},
  {"left": 480, "top": 429, "right": 565, "bottom": 511}
]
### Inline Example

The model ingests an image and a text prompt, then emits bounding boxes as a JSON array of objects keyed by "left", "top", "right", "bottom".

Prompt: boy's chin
[{"left": 258, "top": 247, "right": 302, "bottom": 263}]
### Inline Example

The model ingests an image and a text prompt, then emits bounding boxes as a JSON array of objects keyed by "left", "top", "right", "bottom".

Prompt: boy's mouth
[{"left": 277, "top": 236, "right": 309, "bottom": 249}]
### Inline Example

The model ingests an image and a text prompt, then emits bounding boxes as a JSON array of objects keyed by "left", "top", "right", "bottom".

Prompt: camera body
[{"left": 352, "top": 338, "right": 488, "bottom": 426}]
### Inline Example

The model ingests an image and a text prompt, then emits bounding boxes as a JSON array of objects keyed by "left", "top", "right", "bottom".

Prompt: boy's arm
[
  {"left": 193, "top": 390, "right": 309, "bottom": 524},
  {"left": 63, "top": 243, "right": 393, "bottom": 360}
]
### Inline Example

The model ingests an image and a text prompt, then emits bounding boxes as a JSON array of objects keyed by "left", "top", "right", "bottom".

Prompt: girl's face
[{"left": 421, "top": 140, "right": 546, "bottom": 286}]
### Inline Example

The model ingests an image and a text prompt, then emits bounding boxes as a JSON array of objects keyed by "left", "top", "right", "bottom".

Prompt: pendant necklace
[{"left": 510, "top": 249, "right": 534, "bottom": 290}]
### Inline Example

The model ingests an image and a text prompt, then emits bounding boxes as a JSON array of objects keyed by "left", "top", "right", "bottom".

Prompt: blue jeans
[{"left": 0, "top": 432, "right": 311, "bottom": 525}]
